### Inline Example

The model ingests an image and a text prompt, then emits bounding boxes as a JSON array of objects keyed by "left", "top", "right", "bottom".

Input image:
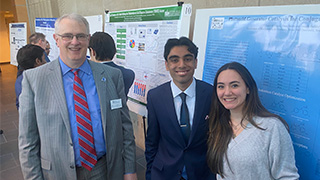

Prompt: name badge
[{"left": 110, "top": 99, "right": 122, "bottom": 110}]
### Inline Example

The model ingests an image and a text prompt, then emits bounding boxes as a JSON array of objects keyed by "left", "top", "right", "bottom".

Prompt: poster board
[
  {"left": 9, "top": 23, "right": 27, "bottom": 66},
  {"left": 105, "top": 4, "right": 192, "bottom": 116},
  {"left": 85, "top": 15, "right": 103, "bottom": 34},
  {"left": 84, "top": 15, "right": 103, "bottom": 58},
  {"left": 35, "top": 18, "right": 58, "bottom": 61},
  {"left": 193, "top": 4, "right": 320, "bottom": 180}
]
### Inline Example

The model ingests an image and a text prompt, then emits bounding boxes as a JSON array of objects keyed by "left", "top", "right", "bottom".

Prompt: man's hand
[{"left": 124, "top": 173, "right": 138, "bottom": 180}]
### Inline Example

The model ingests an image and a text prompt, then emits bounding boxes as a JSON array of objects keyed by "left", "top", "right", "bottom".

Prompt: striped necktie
[
  {"left": 179, "top": 92, "right": 191, "bottom": 144},
  {"left": 72, "top": 69, "right": 97, "bottom": 171}
]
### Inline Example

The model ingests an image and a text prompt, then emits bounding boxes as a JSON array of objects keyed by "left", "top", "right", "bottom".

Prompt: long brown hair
[{"left": 207, "top": 62, "right": 288, "bottom": 177}]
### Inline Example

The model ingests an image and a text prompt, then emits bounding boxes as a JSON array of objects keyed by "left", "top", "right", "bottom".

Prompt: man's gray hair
[
  {"left": 29, "top": 33, "right": 46, "bottom": 44},
  {"left": 54, "top": 13, "right": 90, "bottom": 34}
]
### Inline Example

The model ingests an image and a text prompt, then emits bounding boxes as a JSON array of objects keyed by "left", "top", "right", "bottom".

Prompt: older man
[
  {"left": 18, "top": 13, "right": 137, "bottom": 180},
  {"left": 45, "top": 41, "right": 51, "bottom": 56},
  {"left": 29, "top": 32, "right": 50, "bottom": 62}
]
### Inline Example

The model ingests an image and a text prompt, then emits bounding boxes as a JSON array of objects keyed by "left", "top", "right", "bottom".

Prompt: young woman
[{"left": 207, "top": 62, "right": 299, "bottom": 180}]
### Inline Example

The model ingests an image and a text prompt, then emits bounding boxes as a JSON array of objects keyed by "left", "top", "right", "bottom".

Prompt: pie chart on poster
[{"left": 129, "top": 40, "right": 135, "bottom": 48}]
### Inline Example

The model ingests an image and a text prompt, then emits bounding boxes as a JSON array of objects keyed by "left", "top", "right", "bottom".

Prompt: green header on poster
[{"left": 109, "top": 6, "right": 182, "bottom": 22}]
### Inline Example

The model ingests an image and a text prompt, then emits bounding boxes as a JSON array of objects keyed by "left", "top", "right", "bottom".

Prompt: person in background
[
  {"left": 29, "top": 32, "right": 50, "bottom": 62},
  {"left": 45, "top": 41, "right": 51, "bottom": 56},
  {"left": 145, "top": 37, "right": 215, "bottom": 180},
  {"left": 15, "top": 44, "right": 46, "bottom": 109},
  {"left": 89, "top": 32, "right": 135, "bottom": 98},
  {"left": 18, "top": 13, "right": 137, "bottom": 180},
  {"left": 207, "top": 62, "right": 299, "bottom": 180}
]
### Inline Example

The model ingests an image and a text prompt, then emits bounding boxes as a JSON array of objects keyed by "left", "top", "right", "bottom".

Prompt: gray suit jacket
[{"left": 18, "top": 59, "right": 136, "bottom": 180}]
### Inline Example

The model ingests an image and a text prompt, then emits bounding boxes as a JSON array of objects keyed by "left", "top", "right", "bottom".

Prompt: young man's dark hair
[
  {"left": 15, "top": 44, "right": 45, "bottom": 110},
  {"left": 163, "top": 36, "right": 199, "bottom": 61},
  {"left": 89, "top": 32, "right": 116, "bottom": 60},
  {"left": 145, "top": 36, "right": 215, "bottom": 180},
  {"left": 17, "top": 44, "right": 44, "bottom": 71},
  {"left": 89, "top": 32, "right": 135, "bottom": 97}
]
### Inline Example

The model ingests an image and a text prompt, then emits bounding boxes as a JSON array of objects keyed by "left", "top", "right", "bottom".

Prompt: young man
[
  {"left": 18, "top": 13, "right": 137, "bottom": 180},
  {"left": 145, "top": 37, "right": 215, "bottom": 180},
  {"left": 89, "top": 32, "right": 135, "bottom": 98},
  {"left": 15, "top": 44, "right": 46, "bottom": 109}
]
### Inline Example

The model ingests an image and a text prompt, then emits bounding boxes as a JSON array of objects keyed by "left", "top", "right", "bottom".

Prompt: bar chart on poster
[
  {"left": 105, "top": 4, "right": 192, "bottom": 115},
  {"left": 193, "top": 5, "right": 320, "bottom": 180}
]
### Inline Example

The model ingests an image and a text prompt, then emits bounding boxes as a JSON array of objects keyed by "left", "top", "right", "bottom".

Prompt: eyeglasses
[{"left": 56, "top": 34, "right": 89, "bottom": 41}]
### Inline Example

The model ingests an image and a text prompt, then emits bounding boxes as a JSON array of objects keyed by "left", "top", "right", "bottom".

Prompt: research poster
[
  {"left": 35, "top": 18, "right": 58, "bottom": 61},
  {"left": 105, "top": 4, "right": 192, "bottom": 115},
  {"left": 9, "top": 23, "right": 27, "bottom": 66},
  {"left": 202, "top": 14, "right": 320, "bottom": 180}
]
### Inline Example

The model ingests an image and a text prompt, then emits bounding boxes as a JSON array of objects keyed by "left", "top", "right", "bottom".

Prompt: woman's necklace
[
  {"left": 230, "top": 121, "right": 245, "bottom": 138},
  {"left": 231, "top": 122, "right": 241, "bottom": 131}
]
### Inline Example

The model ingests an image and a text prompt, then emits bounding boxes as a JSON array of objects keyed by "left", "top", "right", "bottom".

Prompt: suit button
[
  {"left": 70, "top": 143, "right": 73, "bottom": 146},
  {"left": 70, "top": 165, "right": 75, "bottom": 169}
]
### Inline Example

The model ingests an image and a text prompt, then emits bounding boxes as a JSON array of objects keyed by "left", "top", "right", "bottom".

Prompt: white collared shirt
[{"left": 170, "top": 78, "right": 196, "bottom": 127}]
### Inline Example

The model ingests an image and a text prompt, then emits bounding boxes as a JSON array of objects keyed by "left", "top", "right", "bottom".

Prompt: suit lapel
[
  {"left": 47, "top": 60, "right": 72, "bottom": 139},
  {"left": 189, "top": 80, "right": 206, "bottom": 143},
  {"left": 89, "top": 61, "right": 108, "bottom": 136},
  {"left": 162, "top": 83, "right": 187, "bottom": 146}
]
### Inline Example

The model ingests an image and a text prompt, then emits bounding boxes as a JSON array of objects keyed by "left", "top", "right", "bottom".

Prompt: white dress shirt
[{"left": 170, "top": 78, "right": 196, "bottom": 127}]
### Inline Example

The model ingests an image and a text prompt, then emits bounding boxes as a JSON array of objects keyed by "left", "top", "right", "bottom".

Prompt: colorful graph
[
  {"left": 133, "top": 82, "right": 146, "bottom": 97},
  {"left": 129, "top": 39, "right": 135, "bottom": 48}
]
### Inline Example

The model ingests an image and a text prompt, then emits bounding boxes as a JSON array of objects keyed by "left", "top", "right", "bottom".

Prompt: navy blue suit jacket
[
  {"left": 145, "top": 79, "right": 215, "bottom": 180},
  {"left": 102, "top": 62, "right": 135, "bottom": 96}
]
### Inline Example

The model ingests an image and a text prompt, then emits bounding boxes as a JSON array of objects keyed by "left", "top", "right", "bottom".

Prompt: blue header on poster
[
  {"left": 203, "top": 14, "right": 320, "bottom": 180},
  {"left": 35, "top": 18, "right": 57, "bottom": 28},
  {"left": 11, "top": 24, "right": 25, "bottom": 28}
]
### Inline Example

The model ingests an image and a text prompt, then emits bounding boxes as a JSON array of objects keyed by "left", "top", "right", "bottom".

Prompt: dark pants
[{"left": 76, "top": 156, "right": 107, "bottom": 180}]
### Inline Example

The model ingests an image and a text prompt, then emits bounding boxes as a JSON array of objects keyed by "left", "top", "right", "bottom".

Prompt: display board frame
[{"left": 193, "top": 4, "right": 320, "bottom": 180}]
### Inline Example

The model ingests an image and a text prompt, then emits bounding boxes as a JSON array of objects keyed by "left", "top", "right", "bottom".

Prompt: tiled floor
[{"left": 0, "top": 63, "right": 146, "bottom": 180}]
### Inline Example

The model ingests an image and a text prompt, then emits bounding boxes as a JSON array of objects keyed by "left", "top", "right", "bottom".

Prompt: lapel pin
[{"left": 101, "top": 77, "right": 106, "bottom": 82}]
